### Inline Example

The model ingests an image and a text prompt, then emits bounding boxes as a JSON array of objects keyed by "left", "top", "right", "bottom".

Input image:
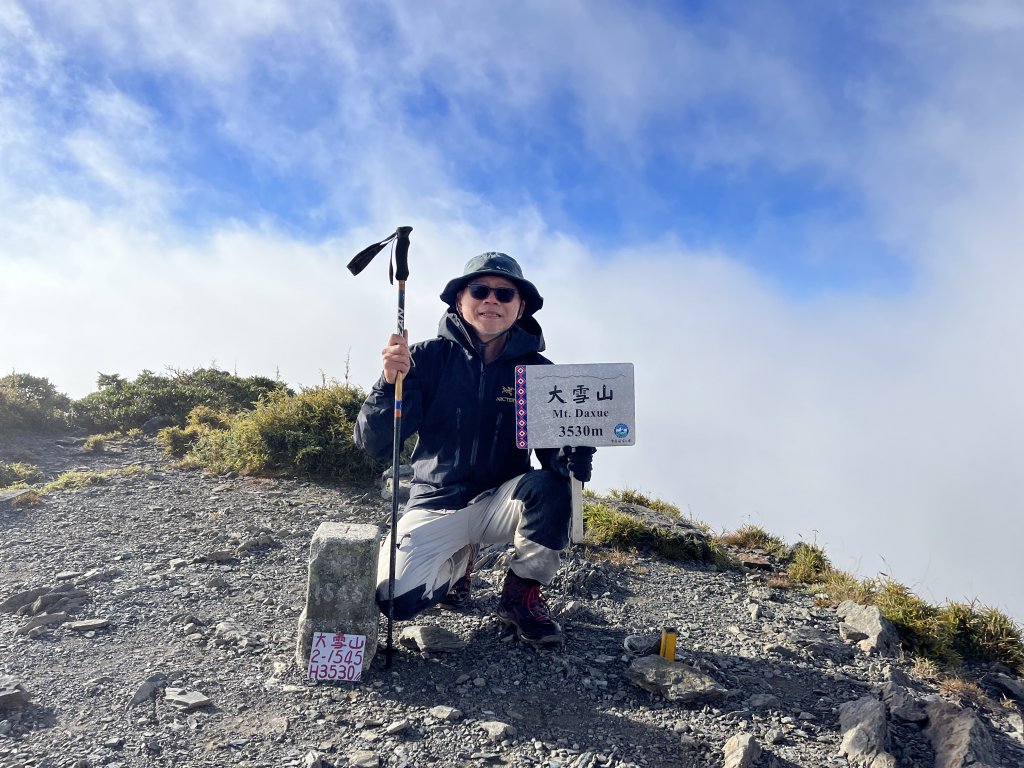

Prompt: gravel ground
[{"left": 2, "top": 433, "right": 1023, "bottom": 768}]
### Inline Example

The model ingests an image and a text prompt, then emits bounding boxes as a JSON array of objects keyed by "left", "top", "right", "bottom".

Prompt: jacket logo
[{"left": 496, "top": 385, "right": 516, "bottom": 404}]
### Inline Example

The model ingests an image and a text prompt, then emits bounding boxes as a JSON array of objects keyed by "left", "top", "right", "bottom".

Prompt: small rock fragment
[
  {"left": 627, "top": 655, "right": 728, "bottom": 703},
  {"left": 164, "top": 688, "right": 212, "bottom": 710},
  {"left": 429, "top": 705, "right": 463, "bottom": 721},
  {"left": 723, "top": 732, "right": 762, "bottom": 768},
  {"left": 69, "top": 619, "right": 110, "bottom": 632},
  {"left": 348, "top": 750, "right": 380, "bottom": 768},
  {"left": 398, "top": 625, "right": 465, "bottom": 653},
  {"left": 479, "top": 720, "right": 516, "bottom": 740}
]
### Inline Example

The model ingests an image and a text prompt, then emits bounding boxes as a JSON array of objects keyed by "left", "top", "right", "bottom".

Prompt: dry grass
[
  {"left": 40, "top": 466, "right": 148, "bottom": 494},
  {"left": 938, "top": 677, "right": 991, "bottom": 708},
  {"left": 718, "top": 524, "right": 789, "bottom": 559},
  {"left": 0, "top": 460, "right": 42, "bottom": 487}
]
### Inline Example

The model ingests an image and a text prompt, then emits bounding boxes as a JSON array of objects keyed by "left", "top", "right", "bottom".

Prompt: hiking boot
[
  {"left": 440, "top": 550, "right": 474, "bottom": 610},
  {"left": 496, "top": 571, "right": 563, "bottom": 645}
]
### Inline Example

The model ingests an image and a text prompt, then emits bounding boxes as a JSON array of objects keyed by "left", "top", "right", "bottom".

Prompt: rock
[
  {"left": 348, "top": 750, "right": 380, "bottom": 767},
  {"left": 385, "top": 718, "right": 409, "bottom": 734},
  {"left": 0, "top": 586, "right": 51, "bottom": 613},
  {"left": 0, "top": 677, "right": 31, "bottom": 709},
  {"left": 429, "top": 705, "right": 463, "bottom": 721},
  {"left": 838, "top": 696, "right": 897, "bottom": 767},
  {"left": 195, "top": 549, "right": 235, "bottom": 563},
  {"left": 479, "top": 720, "right": 516, "bottom": 740},
  {"left": 783, "top": 627, "right": 855, "bottom": 662},
  {"left": 626, "top": 655, "right": 728, "bottom": 703},
  {"left": 295, "top": 522, "right": 381, "bottom": 671},
  {"left": 0, "top": 488, "right": 34, "bottom": 505},
  {"left": 398, "top": 625, "right": 465, "bottom": 653},
  {"left": 129, "top": 679, "right": 163, "bottom": 707},
  {"left": 924, "top": 699, "right": 998, "bottom": 768},
  {"left": 164, "top": 688, "right": 212, "bottom": 710},
  {"left": 836, "top": 601, "right": 900, "bottom": 656},
  {"left": 68, "top": 618, "right": 110, "bottom": 632},
  {"left": 214, "top": 619, "right": 245, "bottom": 643},
  {"left": 738, "top": 553, "right": 772, "bottom": 570},
  {"left": 16, "top": 611, "right": 68, "bottom": 635},
  {"left": 381, "top": 465, "right": 413, "bottom": 502},
  {"left": 880, "top": 681, "right": 926, "bottom": 723},
  {"left": 1007, "top": 712, "right": 1023, "bottom": 743},
  {"left": 991, "top": 673, "right": 1024, "bottom": 703},
  {"left": 77, "top": 567, "right": 123, "bottom": 584},
  {"left": 745, "top": 693, "right": 780, "bottom": 710},
  {"left": 236, "top": 533, "right": 276, "bottom": 553},
  {"left": 723, "top": 732, "right": 761, "bottom": 768}
]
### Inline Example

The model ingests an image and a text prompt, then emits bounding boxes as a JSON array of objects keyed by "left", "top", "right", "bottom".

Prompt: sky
[{"left": 2, "top": 1, "right": 1023, "bottom": 621}]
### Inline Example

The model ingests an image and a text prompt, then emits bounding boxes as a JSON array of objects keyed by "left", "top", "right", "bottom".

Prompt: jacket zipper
[
  {"left": 469, "top": 360, "right": 486, "bottom": 467},
  {"left": 453, "top": 407, "right": 462, "bottom": 467},
  {"left": 488, "top": 411, "right": 504, "bottom": 465}
]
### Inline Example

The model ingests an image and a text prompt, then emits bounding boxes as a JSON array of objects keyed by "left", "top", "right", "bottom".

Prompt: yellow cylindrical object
[{"left": 659, "top": 627, "right": 677, "bottom": 661}]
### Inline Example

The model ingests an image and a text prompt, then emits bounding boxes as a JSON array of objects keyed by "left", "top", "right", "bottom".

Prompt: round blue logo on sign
[{"left": 614, "top": 423, "right": 630, "bottom": 439}]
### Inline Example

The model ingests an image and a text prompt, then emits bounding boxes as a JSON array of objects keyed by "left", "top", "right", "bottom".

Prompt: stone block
[{"left": 295, "top": 522, "right": 381, "bottom": 672}]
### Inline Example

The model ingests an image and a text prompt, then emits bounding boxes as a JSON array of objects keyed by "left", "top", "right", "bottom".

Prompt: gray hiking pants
[{"left": 375, "top": 469, "right": 571, "bottom": 620}]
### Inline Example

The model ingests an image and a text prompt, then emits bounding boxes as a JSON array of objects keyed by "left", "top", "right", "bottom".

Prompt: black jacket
[{"left": 354, "top": 311, "right": 558, "bottom": 511}]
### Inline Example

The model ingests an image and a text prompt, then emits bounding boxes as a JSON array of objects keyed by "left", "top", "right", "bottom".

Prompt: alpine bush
[
  {"left": 180, "top": 383, "right": 383, "bottom": 484},
  {"left": 0, "top": 373, "right": 72, "bottom": 433},
  {"left": 71, "top": 368, "right": 289, "bottom": 432}
]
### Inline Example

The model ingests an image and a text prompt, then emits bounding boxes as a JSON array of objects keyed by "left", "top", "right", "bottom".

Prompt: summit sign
[{"left": 515, "top": 363, "right": 636, "bottom": 449}]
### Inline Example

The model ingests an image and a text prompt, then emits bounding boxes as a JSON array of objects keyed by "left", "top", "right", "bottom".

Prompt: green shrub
[
  {"left": 0, "top": 460, "right": 43, "bottom": 487},
  {"left": 186, "top": 405, "right": 233, "bottom": 430},
  {"left": 583, "top": 501, "right": 649, "bottom": 549},
  {"left": 83, "top": 434, "right": 107, "bottom": 452},
  {"left": 787, "top": 542, "right": 831, "bottom": 583},
  {"left": 181, "top": 383, "right": 383, "bottom": 484},
  {"left": 874, "top": 578, "right": 945, "bottom": 659},
  {"left": 0, "top": 373, "right": 72, "bottom": 433},
  {"left": 583, "top": 501, "right": 712, "bottom": 562},
  {"left": 158, "top": 425, "right": 202, "bottom": 457},
  {"left": 933, "top": 601, "right": 1024, "bottom": 671},
  {"left": 71, "top": 368, "right": 289, "bottom": 432},
  {"left": 821, "top": 569, "right": 878, "bottom": 605}
]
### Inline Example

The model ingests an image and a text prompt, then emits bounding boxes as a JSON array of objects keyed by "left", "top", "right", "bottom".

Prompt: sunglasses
[{"left": 466, "top": 283, "right": 518, "bottom": 303}]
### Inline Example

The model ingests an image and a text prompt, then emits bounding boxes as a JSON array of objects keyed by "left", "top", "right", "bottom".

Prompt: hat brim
[{"left": 440, "top": 270, "right": 543, "bottom": 317}]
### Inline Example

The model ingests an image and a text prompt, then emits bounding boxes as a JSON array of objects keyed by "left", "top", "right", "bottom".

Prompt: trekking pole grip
[{"left": 394, "top": 226, "right": 412, "bottom": 282}]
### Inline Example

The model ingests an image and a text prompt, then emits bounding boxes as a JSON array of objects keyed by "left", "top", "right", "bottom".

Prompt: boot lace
[{"left": 523, "top": 585, "right": 552, "bottom": 622}]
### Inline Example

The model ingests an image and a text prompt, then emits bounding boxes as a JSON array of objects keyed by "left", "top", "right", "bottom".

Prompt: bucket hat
[{"left": 439, "top": 252, "right": 543, "bottom": 316}]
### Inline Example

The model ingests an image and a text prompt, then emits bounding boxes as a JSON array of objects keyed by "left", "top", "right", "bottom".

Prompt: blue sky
[{"left": 2, "top": 1, "right": 1023, "bottom": 621}]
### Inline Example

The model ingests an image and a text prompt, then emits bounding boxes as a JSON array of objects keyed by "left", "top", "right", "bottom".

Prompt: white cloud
[{"left": 2, "top": 0, "right": 1023, "bottom": 623}]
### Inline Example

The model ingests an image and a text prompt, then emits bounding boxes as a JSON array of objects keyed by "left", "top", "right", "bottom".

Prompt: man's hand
[
  {"left": 381, "top": 330, "right": 411, "bottom": 384},
  {"left": 563, "top": 446, "right": 596, "bottom": 483}
]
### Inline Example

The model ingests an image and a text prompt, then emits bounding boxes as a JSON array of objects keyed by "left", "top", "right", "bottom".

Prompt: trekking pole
[{"left": 348, "top": 225, "right": 412, "bottom": 669}]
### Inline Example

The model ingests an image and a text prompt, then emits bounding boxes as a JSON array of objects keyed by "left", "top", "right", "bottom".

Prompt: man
[{"left": 354, "top": 252, "right": 595, "bottom": 645}]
